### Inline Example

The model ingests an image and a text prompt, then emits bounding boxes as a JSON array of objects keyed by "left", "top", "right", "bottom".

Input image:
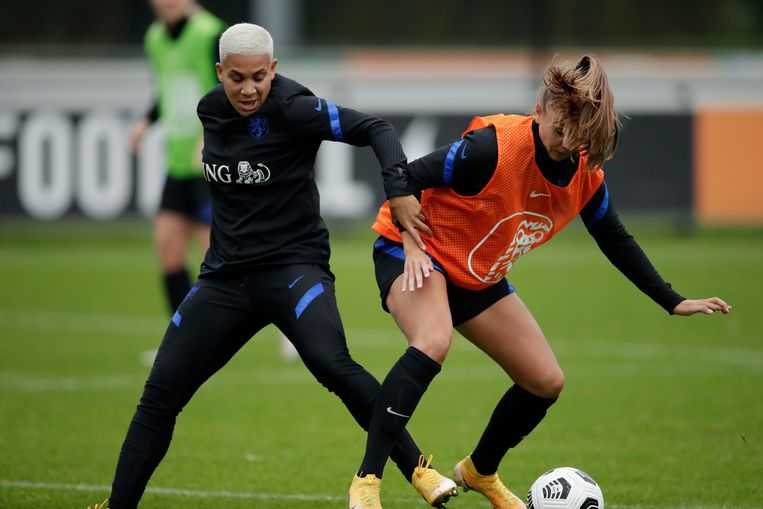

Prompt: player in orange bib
[{"left": 347, "top": 55, "right": 731, "bottom": 509}]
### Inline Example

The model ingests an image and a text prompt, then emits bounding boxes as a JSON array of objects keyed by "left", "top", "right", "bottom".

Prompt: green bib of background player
[{"left": 145, "top": 10, "right": 225, "bottom": 179}]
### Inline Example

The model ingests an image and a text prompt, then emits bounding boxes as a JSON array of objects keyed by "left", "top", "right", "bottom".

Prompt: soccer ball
[{"left": 527, "top": 467, "right": 604, "bottom": 509}]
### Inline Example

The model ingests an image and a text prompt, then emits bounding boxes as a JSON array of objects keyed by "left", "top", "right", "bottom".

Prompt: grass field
[{"left": 0, "top": 219, "right": 761, "bottom": 509}]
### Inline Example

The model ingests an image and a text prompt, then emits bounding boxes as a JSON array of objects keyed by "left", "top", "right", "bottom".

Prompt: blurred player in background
[
  {"left": 353, "top": 55, "right": 731, "bottom": 509},
  {"left": 90, "top": 23, "right": 457, "bottom": 509},
  {"left": 129, "top": 0, "right": 224, "bottom": 314}
]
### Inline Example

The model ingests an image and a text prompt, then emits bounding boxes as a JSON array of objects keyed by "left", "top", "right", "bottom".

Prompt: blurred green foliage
[{"left": 1, "top": 0, "right": 762, "bottom": 53}]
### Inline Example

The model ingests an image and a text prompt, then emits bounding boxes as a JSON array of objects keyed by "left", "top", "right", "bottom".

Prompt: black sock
[
  {"left": 356, "top": 398, "right": 422, "bottom": 481},
  {"left": 163, "top": 269, "right": 191, "bottom": 313},
  {"left": 359, "top": 346, "right": 441, "bottom": 478},
  {"left": 470, "top": 384, "right": 557, "bottom": 475}
]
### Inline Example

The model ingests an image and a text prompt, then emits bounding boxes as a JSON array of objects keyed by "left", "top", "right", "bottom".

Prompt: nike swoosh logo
[
  {"left": 288, "top": 275, "right": 304, "bottom": 288},
  {"left": 386, "top": 407, "right": 410, "bottom": 418},
  {"left": 460, "top": 142, "right": 468, "bottom": 159},
  {"left": 530, "top": 191, "right": 551, "bottom": 198},
  {"left": 314, "top": 99, "right": 322, "bottom": 112}
]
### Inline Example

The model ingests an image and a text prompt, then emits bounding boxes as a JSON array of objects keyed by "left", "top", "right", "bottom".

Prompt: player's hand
[
  {"left": 129, "top": 119, "right": 151, "bottom": 153},
  {"left": 389, "top": 194, "right": 433, "bottom": 251},
  {"left": 401, "top": 232, "right": 434, "bottom": 292},
  {"left": 673, "top": 297, "right": 731, "bottom": 316}
]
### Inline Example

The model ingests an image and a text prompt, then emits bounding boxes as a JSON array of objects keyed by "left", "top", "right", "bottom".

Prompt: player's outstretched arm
[{"left": 673, "top": 297, "right": 732, "bottom": 316}]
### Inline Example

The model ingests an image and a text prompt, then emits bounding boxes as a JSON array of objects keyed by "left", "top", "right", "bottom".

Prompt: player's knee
[
  {"left": 155, "top": 244, "right": 185, "bottom": 272},
  {"left": 301, "top": 348, "right": 360, "bottom": 386},
  {"left": 518, "top": 366, "right": 565, "bottom": 399},
  {"left": 136, "top": 395, "right": 182, "bottom": 426},
  {"left": 533, "top": 368, "right": 565, "bottom": 399},
  {"left": 408, "top": 327, "right": 452, "bottom": 364},
  {"left": 154, "top": 224, "right": 188, "bottom": 269}
]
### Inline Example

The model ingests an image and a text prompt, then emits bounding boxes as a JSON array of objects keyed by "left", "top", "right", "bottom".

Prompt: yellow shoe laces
[
  {"left": 355, "top": 476, "right": 381, "bottom": 508},
  {"left": 413, "top": 454, "right": 442, "bottom": 495}
]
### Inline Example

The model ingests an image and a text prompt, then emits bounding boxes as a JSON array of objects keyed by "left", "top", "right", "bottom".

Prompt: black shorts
[
  {"left": 372, "top": 236, "right": 516, "bottom": 326},
  {"left": 159, "top": 175, "right": 212, "bottom": 224}
]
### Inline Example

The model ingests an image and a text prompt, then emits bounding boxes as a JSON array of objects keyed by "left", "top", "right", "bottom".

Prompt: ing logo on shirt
[
  {"left": 248, "top": 115, "right": 269, "bottom": 139},
  {"left": 203, "top": 160, "right": 271, "bottom": 184},
  {"left": 468, "top": 212, "right": 553, "bottom": 284}
]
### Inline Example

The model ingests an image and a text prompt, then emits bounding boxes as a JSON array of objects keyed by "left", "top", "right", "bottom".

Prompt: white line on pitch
[
  {"left": 1, "top": 308, "right": 761, "bottom": 368},
  {"left": 0, "top": 479, "right": 758, "bottom": 509},
  {"left": 0, "top": 308, "right": 165, "bottom": 336},
  {"left": 0, "top": 479, "right": 343, "bottom": 502}
]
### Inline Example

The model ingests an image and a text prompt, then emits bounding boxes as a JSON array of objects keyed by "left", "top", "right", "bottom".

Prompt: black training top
[
  {"left": 197, "top": 74, "right": 409, "bottom": 274},
  {"left": 405, "top": 122, "right": 685, "bottom": 314}
]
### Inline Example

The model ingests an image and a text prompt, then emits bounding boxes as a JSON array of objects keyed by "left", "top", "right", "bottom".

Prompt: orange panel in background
[{"left": 695, "top": 110, "right": 763, "bottom": 224}]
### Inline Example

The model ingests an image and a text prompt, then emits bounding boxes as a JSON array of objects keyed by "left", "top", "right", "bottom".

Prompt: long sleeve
[
  {"left": 406, "top": 126, "right": 498, "bottom": 196},
  {"left": 283, "top": 94, "right": 409, "bottom": 198},
  {"left": 581, "top": 182, "right": 686, "bottom": 313}
]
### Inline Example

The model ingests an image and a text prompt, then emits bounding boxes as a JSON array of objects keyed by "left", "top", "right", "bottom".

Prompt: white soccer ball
[{"left": 527, "top": 467, "right": 604, "bottom": 509}]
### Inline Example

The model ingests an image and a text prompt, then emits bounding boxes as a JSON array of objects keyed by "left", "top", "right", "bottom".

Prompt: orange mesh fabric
[{"left": 373, "top": 114, "right": 604, "bottom": 290}]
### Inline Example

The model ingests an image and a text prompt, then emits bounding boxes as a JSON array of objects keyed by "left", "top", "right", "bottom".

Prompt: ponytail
[{"left": 539, "top": 55, "right": 620, "bottom": 170}]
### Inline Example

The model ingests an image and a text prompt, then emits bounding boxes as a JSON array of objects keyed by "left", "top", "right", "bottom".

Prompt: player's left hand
[
  {"left": 389, "top": 195, "right": 433, "bottom": 252},
  {"left": 401, "top": 235, "right": 434, "bottom": 292},
  {"left": 673, "top": 297, "right": 732, "bottom": 316}
]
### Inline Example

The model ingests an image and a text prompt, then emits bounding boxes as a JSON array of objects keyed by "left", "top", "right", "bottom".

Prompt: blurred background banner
[{"left": 1, "top": 0, "right": 762, "bottom": 224}]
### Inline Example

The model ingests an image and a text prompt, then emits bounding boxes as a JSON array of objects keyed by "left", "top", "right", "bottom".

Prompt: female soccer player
[
  {"left": 349, "top": 55, "right": 731, "bottom": 509},
  {"left": 91, "top": 23, "right": 458, "bottom": 509},
  {"left": 129, "top": 0, "right": 224, "bottom": 314}
]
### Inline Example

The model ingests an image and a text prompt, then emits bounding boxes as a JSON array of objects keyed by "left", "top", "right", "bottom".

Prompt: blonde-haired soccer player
[{"left": 350, "top": 55, "right": 731, "bottom": 509}]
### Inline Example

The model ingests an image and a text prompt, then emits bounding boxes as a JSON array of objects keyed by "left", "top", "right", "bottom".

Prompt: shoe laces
[
  {"left": 356, "top": 476, "right": 381, "bottom": 507},
  {"left": 413, "top": 454, "right": 441, "bottom": 491}
]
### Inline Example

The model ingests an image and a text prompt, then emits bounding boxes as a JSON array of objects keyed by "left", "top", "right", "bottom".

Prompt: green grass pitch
[{"left": 0, "top": 219, "right": 761, "bottom": 509}]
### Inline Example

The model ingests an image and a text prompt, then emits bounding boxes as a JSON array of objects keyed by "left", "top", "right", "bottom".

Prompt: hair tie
[{"left": 576, "top": 56, "right": 591, "bottom": 73}]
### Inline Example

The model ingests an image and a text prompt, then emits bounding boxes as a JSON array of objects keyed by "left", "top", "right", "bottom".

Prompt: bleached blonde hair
[{"left": 218, "top": 23, "right": 274, "bottom": 63}]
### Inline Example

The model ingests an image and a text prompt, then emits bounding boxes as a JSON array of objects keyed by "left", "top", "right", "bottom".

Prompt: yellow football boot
[
  {"left": 349, "top": 473, "right": 383, "bottom": 509},
  {"left": 86, "top": 499, "right": 109, "bottom": 509},
  {"left": 453, "top": 455, "right": 526, "bottom": 509},
  {"left": 411, "top": 454, "right": 458, "bottom": 507}
]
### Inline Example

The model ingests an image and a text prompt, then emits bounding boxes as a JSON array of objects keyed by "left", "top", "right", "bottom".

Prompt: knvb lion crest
[
  {"left": 468, "top": 212, "right": 553, "bottom": 284},
  {"left": 248, "top": 115, "right": 269, "bottom": 139},
  {"left": 236, "top": 161, "right": 271, "bottom": 184}
]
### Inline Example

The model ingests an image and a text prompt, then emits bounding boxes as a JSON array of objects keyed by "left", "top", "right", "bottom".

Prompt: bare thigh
[
  {"left": 386, "top": 271, "right": 453, "bottom": 364},
  {"left": 456, "top": 293, "right": 564, "bottom": 398},
  {"left": 196, "top": 223, "right": 210, "bottom": 253},
  {"left": 154, "top": 211, "right": 195, "bottom": 272}
]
